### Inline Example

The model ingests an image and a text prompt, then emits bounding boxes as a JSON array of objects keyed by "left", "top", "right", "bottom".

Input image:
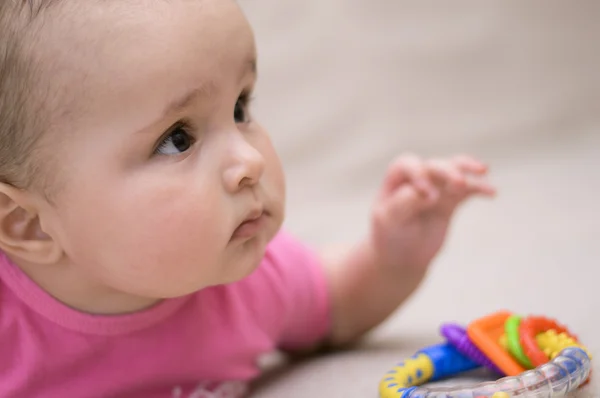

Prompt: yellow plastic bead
[{"left": 535, "top": 330, "right": 592, "bottom": 360}]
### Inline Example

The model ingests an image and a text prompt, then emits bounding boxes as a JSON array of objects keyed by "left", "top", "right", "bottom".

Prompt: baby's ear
[{"left": 0, "top": 183, "right": 62, "bottom": 265}]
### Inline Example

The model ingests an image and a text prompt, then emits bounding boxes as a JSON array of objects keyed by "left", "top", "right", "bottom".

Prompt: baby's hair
[{"left": 0, "top": 0, "right": 61, "bottom": 190}]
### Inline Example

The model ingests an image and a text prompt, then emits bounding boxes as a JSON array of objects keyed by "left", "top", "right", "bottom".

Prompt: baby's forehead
[{"left": 32, "top": 0, "right": 255, "bottom": 128}]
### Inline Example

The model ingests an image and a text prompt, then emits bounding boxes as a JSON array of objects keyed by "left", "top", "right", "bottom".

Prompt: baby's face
[{"left": 32, "top": 0, "right": 285, "bottom": 299}]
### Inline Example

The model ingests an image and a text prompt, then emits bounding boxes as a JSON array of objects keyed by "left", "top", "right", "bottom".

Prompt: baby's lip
[
  {"left": 231, "top": 206, "right": 268, "bottom": 240},
  {"left": 242, "top": 207, "right": 264, "bottom": 223}
]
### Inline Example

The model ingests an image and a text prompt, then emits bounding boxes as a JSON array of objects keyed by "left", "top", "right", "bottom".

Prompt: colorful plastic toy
[
  {"left": 519, "top": 315, "right": 579, "bottom": 367},
  {"left": 441, "top": 324, "right": 503, "bottom": 375},
  {"left": 467, "top": 311, "right": 526, "bottom": 376},
  {"left": 536, "top": 329, "right": 590, "bottom": 361},
  {"left": 504, "top": 314, "right": 533, "bottom": 369},
  {"left": 379, "top": 311, "right": 592, "bottom": 397}
]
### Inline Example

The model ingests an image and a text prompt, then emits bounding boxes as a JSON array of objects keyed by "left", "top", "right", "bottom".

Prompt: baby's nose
[{"left": 223, "top": 141, "right": 265, "bottom": 192}]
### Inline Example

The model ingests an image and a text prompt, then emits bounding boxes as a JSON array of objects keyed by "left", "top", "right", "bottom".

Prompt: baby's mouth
[{"left": 231, "top": 208, "right": 268, "bottom": 240}]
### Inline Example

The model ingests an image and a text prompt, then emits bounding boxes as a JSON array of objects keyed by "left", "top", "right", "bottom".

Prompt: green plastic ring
[{"left": 505, "top": 314, "right": 533, "bottom": 368}]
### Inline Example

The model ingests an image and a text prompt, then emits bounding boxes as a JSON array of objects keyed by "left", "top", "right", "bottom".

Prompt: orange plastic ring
[{"left": 519, "top": 316, "right": 579, "bottom": 367}]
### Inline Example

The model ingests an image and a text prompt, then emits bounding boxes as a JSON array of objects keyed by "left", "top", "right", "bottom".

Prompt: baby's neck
[{"left": 13, "top": 256, "right": 162, "bottom": 315}]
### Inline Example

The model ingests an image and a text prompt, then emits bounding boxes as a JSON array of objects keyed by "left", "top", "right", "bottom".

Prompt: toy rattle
[{"left": 379, "top": 310, "right": 592, "bottom": 397}]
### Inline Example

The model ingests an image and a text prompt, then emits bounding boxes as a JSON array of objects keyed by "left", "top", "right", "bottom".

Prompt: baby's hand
[{"left": 370, "top": 154, "right": 496, "bottom": 272}]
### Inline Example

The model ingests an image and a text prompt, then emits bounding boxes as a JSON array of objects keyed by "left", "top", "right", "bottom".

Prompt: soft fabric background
[{"left": 239, "top": 1, "right": 600, "bottom": 396}]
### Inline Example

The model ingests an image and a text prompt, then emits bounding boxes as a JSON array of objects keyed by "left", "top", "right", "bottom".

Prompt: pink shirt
[{"left": 0, "top": 231, "right": 331, "bottom": 398}]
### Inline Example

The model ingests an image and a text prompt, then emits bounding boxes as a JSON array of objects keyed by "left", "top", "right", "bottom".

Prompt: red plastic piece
[{"left": 518, "top": 315, "right": 579, "bottom": 367}]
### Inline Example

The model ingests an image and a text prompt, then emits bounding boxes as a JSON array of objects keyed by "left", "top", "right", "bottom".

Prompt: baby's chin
[
  {"left": 167, "top": 226, "right": 279, "bottom": 294},
  {"left": 224, "top": 238, "right": 271, "bottom": 283}
]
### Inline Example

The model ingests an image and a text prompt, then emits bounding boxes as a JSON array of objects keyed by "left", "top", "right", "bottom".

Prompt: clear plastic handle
[{"left": 404, "top": 347, "right": 591, "bottom": 397}]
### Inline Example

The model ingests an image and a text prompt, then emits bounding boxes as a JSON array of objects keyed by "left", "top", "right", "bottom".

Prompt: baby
[{"left": 0, "top": 1, "right": 496, "bottom": 397}]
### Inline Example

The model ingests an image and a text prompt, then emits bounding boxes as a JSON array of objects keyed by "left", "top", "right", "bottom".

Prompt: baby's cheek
[
  {"left": 56, "top": 172, "right": 230, "bottom": 296},
  {"left": 101, "top": 190, "right": 227, "bottom": 295}
]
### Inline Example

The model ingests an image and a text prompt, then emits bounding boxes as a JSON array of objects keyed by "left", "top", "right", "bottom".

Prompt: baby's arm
[
  {"left": 320, "top": 154, "right": 496, "bottom": 346},
  {"left": 321, "top": 240, "right": 428, "bottom": 346}
]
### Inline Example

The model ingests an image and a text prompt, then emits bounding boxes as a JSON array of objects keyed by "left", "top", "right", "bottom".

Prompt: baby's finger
[
  {"left": 384, "top": 155, "right": 436, "bottom": 199},
  {"left": 464, "top": 178, "right": 497, "bottom": 196},
  {"left": 426, "top": 159, "right": 468, "bottom": 193},
  {"left": 381, "top": 160, "right": 410, "bottom": 198},
  {"left": 432, "top": 178, "right": 496, "bottom": 217},
  {"left": 384, "top": 185, "right": 437, "bottom": 222},
  {"left": 452, "top": 155, "right": 489, "bottom": 175}
]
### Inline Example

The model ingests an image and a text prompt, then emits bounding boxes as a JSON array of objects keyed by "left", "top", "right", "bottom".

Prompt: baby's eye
[
  {"left": 234, "top": 93, "right": 252, "bottom": 124},
  {"left": 155, "top": 125, "right": 195, "bottom": 156}
]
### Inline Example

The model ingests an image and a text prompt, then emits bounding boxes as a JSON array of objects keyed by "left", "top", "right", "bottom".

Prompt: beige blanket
[{"left": 239, "top": 1, "right": 600, "bottom": 396}]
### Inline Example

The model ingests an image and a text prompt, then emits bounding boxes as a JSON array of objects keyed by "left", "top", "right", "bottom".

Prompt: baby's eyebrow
[
  {"left": 163, "top": 87, "right": 210, "bottom": 118},
  {"left": 244, "top": 58, "right": 257, "bottom": 77},
  {"left": 236, "top": 55, "right": 257, "bottom": 87},
  {"left": 161, "top": 56, "right": 257, "bottom": 119}
]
